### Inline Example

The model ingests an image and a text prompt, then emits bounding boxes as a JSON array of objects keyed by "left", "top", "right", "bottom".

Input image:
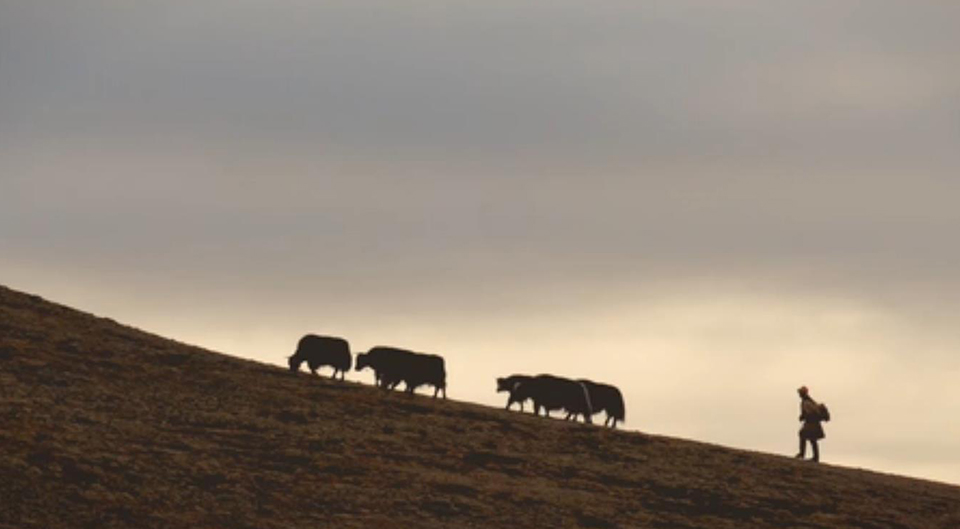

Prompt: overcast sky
[{"left": 2, "top": 1, "right": 960, "bottom": 484}]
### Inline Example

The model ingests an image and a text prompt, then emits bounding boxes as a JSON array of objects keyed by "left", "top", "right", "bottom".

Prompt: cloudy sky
[{"left": 3, "top": 1, "right": 960, "bottom": 484}]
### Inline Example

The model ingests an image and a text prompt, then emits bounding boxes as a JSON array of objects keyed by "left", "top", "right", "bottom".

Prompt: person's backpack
[{"left": 818, "top": 403, "right": 831, "bottom": 422}]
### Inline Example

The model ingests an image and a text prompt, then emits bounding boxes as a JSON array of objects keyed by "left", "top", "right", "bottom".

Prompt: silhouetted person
[{"left": 795, "top": 385, "right": 825, "bottom": 462}]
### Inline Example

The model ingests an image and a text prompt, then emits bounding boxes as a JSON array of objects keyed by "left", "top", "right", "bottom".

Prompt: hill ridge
[{"left": 2, "top": 284, "right": 958, "bottom": 528}]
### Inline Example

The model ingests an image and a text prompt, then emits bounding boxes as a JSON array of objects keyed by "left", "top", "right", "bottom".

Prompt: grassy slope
[{"left": 1, "top": 284, "right": 958, "bottom": 529}]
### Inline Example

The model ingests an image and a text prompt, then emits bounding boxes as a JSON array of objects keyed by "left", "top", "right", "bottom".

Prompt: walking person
[{"left": 795, "top": 385, "right": 827, "bottom": 462}]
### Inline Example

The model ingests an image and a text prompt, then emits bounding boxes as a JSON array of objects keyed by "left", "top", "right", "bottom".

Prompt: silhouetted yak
[
  {"left": 577, "top": 379, "right": 625, "bottom": 428},
  {"left": 496, "top": 375, "right": 535, "bottom": 411},
  {"left": 288, "top": 334, "right": 352, "bottom": 380},
  {"left": 524, "top": 374, "right": 593, "bottom": 424},
  {"left": 356, "top": 346, "right": 447, "bottom": 398},
  {"left": 355, "top": 346, "right": 398, "bottom": 388}
]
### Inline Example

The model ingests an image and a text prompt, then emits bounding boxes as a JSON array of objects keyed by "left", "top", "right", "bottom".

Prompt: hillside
[{"left": 1, "top": 284, "right": 958, "bottom": 529}]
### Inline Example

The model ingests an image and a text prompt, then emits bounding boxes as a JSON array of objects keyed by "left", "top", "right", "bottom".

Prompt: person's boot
[
  {"left": 811, "top": 442, "right": 820, "bottom": 463},
  {"left": 795, "top": 438, "right": 806, "bottom": 459}
]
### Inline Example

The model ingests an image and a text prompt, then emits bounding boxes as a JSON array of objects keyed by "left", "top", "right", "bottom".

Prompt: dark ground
[{"left": 1, "top": 284, "right": 958, "bottom": 528}]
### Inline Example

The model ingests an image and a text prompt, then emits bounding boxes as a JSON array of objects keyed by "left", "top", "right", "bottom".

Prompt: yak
[
  {"left": 355, "top": 346, "right": 402, "bottom": 388},
  {"left": 357, "top": 346, "right": 447, "bottom": 398},
  {"left": 383, "top": 352, "right": 447, "bottom": 399},
  {"left": 576, "top": 379, "right": 626, "bottom": 428},
  {"left": 523, "top": 374, "right": 593, "bottom": 424},
  {"left": 288, "top": 334, "right": 352, "bottom": 380},
  {"left": 496, "top": 374, "right": 535, "bottom": 412}
]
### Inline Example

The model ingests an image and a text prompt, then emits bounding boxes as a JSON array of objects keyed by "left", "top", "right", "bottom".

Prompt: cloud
[{"left": 4, "top": 2, "right": 958, "bottom": 162}]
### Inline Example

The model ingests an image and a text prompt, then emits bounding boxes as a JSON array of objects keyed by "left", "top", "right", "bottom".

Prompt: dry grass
[{"left": 1, "top": 284, "right": 958, "bottom": 528}]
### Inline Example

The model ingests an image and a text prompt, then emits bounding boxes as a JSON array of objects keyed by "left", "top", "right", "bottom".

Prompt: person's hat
[{"left": 798, "top": 386, "right": 809, "bottom": 395}]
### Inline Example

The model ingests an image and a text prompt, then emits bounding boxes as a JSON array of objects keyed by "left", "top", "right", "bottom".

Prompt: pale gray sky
[{"left": 2, "top": 1, "right": 960, "bottom": 484}]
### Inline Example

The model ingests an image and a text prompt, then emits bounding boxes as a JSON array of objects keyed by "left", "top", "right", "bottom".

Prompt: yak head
[
  {"left": 355, "top": 352, "right": 369, "bottom": 371},
  {"left": 496, "top": 377, "right": 510, "bottom": 393},
  {"left": 288, "top": 354, "right": 303, "bottom": 372}
]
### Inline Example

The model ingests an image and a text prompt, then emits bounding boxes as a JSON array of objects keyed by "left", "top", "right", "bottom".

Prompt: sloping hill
[{"left": 1, "top": 284, "right": 958, "bottom": 529}]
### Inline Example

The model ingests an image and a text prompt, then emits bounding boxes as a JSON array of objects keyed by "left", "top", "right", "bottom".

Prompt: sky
[{"left": 2, "top": 1, "right": 960, "bottom": 484}]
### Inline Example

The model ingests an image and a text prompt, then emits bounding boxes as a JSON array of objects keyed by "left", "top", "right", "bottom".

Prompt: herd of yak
[{"left": 288, "top": 334, "right": 626, "bottom": 428}]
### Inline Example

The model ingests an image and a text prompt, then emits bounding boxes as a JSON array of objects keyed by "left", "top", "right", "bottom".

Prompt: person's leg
[
  {"left": 811, "top": 440, "right": 820, "bottom": 462},
  {"left": 796, "top": 435, "right": 806, "bottom": 458}
]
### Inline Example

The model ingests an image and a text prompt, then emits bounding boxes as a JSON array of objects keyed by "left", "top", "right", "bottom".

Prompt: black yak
[
  {"left": 288, "top": 334, "right": 352, "bottom": 380},
  {"left": 524, "top": 374, "right": 593, "bottom": 424},
  {"left": 385, "top": 352, "right": 447, "bottom": 399},
  {"left": 576, "top": 379, "right": 625, "bottom": 428},
  {"left": 355, "top": 346, "right": 403, "bottom": 388},
  {"left": 357, "top": 346, "right": 447, "bottom": 398},
  {"left": 496, "top": 374, "right": 535, "bottom": 412}
]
